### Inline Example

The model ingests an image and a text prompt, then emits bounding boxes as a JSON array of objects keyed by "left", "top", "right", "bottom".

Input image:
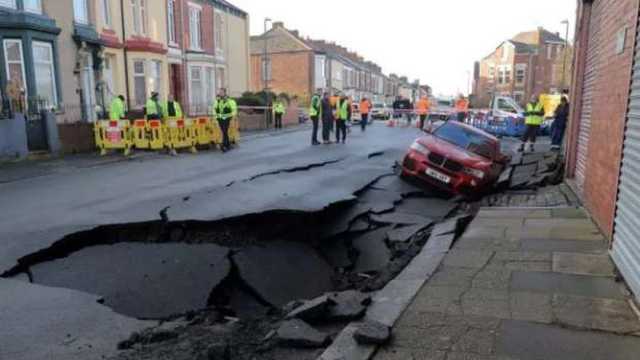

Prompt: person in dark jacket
[
  {"left": 551, "top": 96, "right": 570, "bottom": 150},
  {"left": 320, "top": 92, "right": 334, "bottom": 144}
]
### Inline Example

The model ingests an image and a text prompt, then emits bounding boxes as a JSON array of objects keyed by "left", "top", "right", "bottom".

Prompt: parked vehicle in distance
[
  {"left": 401, "top": 121, "right": 510, "bottom": 196},
  {"left": 429, "top": 97, "right": 456, "bottom": 120},
  {"left": 351, "top": 102, "right": 361, "bottom": 123},
  {"left": 371, "top": 102, "right": 391, "bottom": 120}
]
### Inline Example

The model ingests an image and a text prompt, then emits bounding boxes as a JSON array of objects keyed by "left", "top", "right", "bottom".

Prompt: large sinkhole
[{"left": 7, "top": 175, "right": 464, "bottom": 321}]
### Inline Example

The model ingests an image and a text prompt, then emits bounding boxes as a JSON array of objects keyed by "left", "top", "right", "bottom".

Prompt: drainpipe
[{"left": 120, "top": 0, "right": 131, "bottom": 110}]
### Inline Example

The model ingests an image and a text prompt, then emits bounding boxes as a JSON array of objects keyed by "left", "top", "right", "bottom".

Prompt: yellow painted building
[{"left": 95, "top": 0, "right": 169, "bottom": 112}]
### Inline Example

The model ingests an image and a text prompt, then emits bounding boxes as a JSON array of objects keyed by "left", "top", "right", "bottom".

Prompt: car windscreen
[
  {"left": 433, "top": 122, "right": 495, "bottom": 159},
  {"left": 373, "top": 103, "right": 384, "bottom": 108},
  {"left": 437, "top": 100, "right": 453, "bottom": 107}
]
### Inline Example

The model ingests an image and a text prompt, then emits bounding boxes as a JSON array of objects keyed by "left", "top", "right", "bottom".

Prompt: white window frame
[
  {"left": 133, "top": 59, "right": 147, "bottom": 107},
  {"left": 23, "top": 0, "right": 42, "bottom": 14},
  {"left": 131, "top": 0, "right": 147, "bottom": 36},
  {"left": 0, "top": 0, "right": 16, "bottom": 10},
  {"left": 73, "top": 0, "right": 89, "bottom": 24},
  {"left": 3, "top": 39, "right": 27, "bottom": 99},
  {"left": 515, "top": 64, "right": 527, "bottom": 85},
  {"left": 32, "top": 41, "right": 58, "bottom": 107},
  {"left": 188, "top": 64, "right": 215, "bottom": 114},
  {"left": 214, "top": 10, "right": 225, "bottom": 56},
  {"left": 167, "top": 0, "right": 177, "bottom": 46},
  {"left": 101, "top": 0, "right": 112, "bottom": 28},
  {"left": 188, "top": 3, "right": 203, "bottom": 51},
  {"left": 149, "top": 60, "right": 162, "bottom": 98},
  {"left": 103, "top": 54, "right": 115, "bottom": 100}
]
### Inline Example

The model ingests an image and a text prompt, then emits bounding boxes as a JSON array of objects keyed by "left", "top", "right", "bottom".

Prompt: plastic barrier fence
[
  {"left": 195, "top": 117, "right": 214, "bottom": 147},
  {"left": 94, "top": 120, "right": 132, "bottom": 156},
  {"left": 148, "top": 120, "right": 165, "bottom": 150},
  {"left": 165, "top": 118, "right": 197, "bottom": 154},
  {"left": 131, "top": 119, "right": 150, "bottom": 149}
]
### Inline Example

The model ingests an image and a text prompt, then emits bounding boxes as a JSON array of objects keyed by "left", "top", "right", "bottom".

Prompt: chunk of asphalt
[
  {"left": 319, "top": 239, "right": 353, "bottom": 269},
  {"left": 276, "top": 319, "right": 330, "bottom": 348},
  {"left": 235, "top": 241, "right": 334, "bottom": 307},
  {"left": 285, "top": 294, "right": 335, "bottom": 322},
  {"left": 205, "top": 340, "right": 230, "bottom": 360},
  {"left": 352, "top": 227, "right": 393, "bottom": 273},
  {"left": 353, "top": 320, "right": 391, "bottom": 345},
  {"left": 394, "top": 197, "right": 457, "bottom": 219},
  {"left": 370, "top": 212, "right": 433, "bottom": 226},
  {"left": 321, "top": 203, "right": 373, "bottom": 239},
  {"left": 371, "top": 175, "right": 431, "bottom": 196},
  {"left": 327, "top": 290, "right": 372, "bottom": 321},
  {"left": 386, "top": 223, "right": 431, "bottom": 243},
  {"left": 357, "top": 189, "right": 403, "bottom": 214},
  {"left": 30, "top": 243, "right": 231, "bottom": 319},
  {"left": 349, "top": 217, "right": 371, "bottom": 233}
]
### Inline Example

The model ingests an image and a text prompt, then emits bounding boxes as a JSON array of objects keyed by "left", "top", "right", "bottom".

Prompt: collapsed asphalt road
[{"left": 0, "top": 125, "right": 426, "bottom": 360}]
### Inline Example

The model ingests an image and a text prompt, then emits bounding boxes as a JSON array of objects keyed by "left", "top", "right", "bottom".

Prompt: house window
[
  {"left": 131, "top": 0, "right": 147, "bottom": 35},
  {"left": 73, "top": 0, "right": 89, "bottom": 24},
  {"left": 33, "top": 42, "right": 58, "bottom": 107},
  {"left": 215, "top": 67, "right": 225, "bottom": 91},
  {"left": 515, "top": 64, "right": 526, "bottom": 85},
  {"left": 3, "top": 39, "right": 27, "bottom": 98},
  {"left": 167, "top": 0, "right": 177, "bottom": 45},
  {"left": 189, "top": 66, "right": 202, "bottom": 106},
  {"left": 214, "top": 11, "right": 225, "bottom": 55},
  {"left": 149, "top": 60, "right": 162, "bottom": 97},
  {"left": 205, "top": 67, "right": 214, "bottom": 105},
  {"left": 189, "top": 4, "right": 202, "bottom": 50},
  {"left": 0, "top": 0, "right": 16, "bottom": 9},
  {"left": 103, "top": 54, "right": 115, "bottom": 100},
  {"left": 189, "top": 65, "right": 214, "bottom": 114},
  {"left": 488, "top": 64, "right": 495, "bottom": 79},
  {"left": 547, "top": 45, "right": 552, "bottom": 60},
  {"left": 262, "top": 58, "right": 271, "bottom": 81},
  {"left": 102, "top": 0, "right": 112, "bottom": 28},
  {"left": 23, "top": 0, "right": 41, "bottom": 13},
  {"left": 133, "top": 60, "right": 146, "bottom": 107}
]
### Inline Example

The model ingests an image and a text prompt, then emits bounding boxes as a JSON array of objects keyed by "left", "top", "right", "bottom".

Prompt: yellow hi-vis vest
[
  {"left": 525, "top": 102, "right": 544, "bottom": 126},
  {"left": 337, "top": 99, "right": 349, "bottom": 120},
  {"left": 309, "top": 95, "right": 321, "bottom": 117}
]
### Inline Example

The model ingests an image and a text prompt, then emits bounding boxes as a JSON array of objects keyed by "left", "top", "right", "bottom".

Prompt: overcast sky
[{"left": 231, "top": 0, "right": 577, "bottom": 97}]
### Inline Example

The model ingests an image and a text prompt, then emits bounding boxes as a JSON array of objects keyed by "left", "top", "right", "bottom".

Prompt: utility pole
[
  {"left": 263, "top": 18, "right": 272, "bottom": 128},
  {"left": 561, "top": 19, "right": 570, "bottom": 91}
]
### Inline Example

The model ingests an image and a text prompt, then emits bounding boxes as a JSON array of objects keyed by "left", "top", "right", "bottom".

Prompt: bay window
[
  {"left": 33, "top": 41, "right": 58, "bottom": 107},
  {"left": 133, "top": 60, "right": 146, "bottom": 107},
  {"left": 0, "top": 0, "right": 16, "bottom": 9},
  {"left": 3, "top": 39, "right": 27, "bottom": 98}
]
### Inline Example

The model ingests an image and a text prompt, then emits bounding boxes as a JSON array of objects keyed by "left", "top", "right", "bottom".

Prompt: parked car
[
  {"left": 371, "top": 102, "right": 391, "bottom": 120},
  {"left": 429, "top": 98, "right": 456, "bottom": 121},
  {"left": 401, "top": 121, "right": 510, "bottom": 196}
]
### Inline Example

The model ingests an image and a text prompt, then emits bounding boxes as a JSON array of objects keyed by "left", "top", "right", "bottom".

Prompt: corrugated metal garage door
[
  {"left": 575, "top": 1, "right": 603, "bottom": 192},
  {"left": 613, "top": 15, "right": 640, "bottom": 299}
]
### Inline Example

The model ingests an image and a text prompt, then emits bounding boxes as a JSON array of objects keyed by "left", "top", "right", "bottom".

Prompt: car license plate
[{"left": 426, "top": 168, "right": 451, "bottom": 184}]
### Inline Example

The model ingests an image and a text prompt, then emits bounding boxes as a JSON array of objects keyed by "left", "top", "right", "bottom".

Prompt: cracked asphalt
[{"left": 0, "top": 124, "right": 424, "bottom": 360}]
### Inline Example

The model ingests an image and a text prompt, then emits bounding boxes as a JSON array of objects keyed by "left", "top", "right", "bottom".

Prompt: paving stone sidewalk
[{"left": 373, "top": 206, "right": 640, "bottom": 360}]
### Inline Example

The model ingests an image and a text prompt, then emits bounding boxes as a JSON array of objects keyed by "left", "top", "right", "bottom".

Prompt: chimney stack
[{"left": 273, "top": 21, "right": 284, "bottom": 29}]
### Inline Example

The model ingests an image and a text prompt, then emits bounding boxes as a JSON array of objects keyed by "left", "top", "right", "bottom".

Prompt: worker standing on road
[
  {"left": 309, "top": 89, "right": 322, "bottom": 145},
  {"left": 416, "top": 96, "right": 430, "bottom": 130},
  {"left": 321, "top": 92, "right": 333, "bottom": 144},
  {"left": 519, "top": 94, "right": 545, "bottom": 152},
  {"left": 213, "top": 88, "right": 237, "bottom": 153},
  {"left": 145, "top": 92, "right": 162, "bottom": 120},
  {"left": 272, "top": 98, "right": 286, "bottom": 130},
  {"left": 455, "top": 95, "right": 469, "bottom": 122},
  {"left": 335, "top": 95, "right": 349, "bottom": 144},
  {"left": 359, "top": 97, "right": 372, "bottom": 132},
  {"left": 162, "top": 94, "right": 183, "bottom": 121},
  {"left": 109, "top": 95, "right": 126, "bottom": 121},
  {"left": 551, "top": 96, "right": 570, "bottom": 151}
]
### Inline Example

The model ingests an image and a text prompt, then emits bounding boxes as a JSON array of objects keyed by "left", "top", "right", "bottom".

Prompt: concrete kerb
[{"left": 317, "top": 246, "right": 451, "bottom": 360}]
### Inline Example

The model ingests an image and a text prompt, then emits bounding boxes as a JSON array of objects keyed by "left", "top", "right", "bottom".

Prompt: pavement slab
[
  {"left": 442, "top": 250, "right": 494, "bottom": 269},
  {"left": 520, "top": 238, "right": 606, "bottom": 253},
  {"left": 552, "top": 294, "right": 640, "bottom": 334},
  {"left": 0, "top": 279, "right": 152, "bottom": 360},
  {"left": 552, "top": 252, "right": 616, "bottom": 277},
  {"left": 496, "top": 319, "right": 640, "bottom": 360},
  {"left": 510, "top": 271, "right": 626, "bottom": 299},
  {"left": 235, "top": 241, "right": 334, "bottom": 307},
  {"left": 30, "top": 243, "right": 231, "bottom": 319},
  {"left": 510, "top": 292, "right": 553, "bottom": 324}
]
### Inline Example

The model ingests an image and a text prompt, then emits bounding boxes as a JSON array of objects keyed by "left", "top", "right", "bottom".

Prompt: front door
[{"left": 25, "top": 109, "right": 48, "bottom": 152}]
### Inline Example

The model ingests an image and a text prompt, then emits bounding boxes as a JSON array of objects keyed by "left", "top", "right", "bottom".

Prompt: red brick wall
[
  {"left": 569, "top": 0, "right": 640, "bottom": 236},
  {"left": 250, "top": 51, "right": 313, "bottom": 99}
]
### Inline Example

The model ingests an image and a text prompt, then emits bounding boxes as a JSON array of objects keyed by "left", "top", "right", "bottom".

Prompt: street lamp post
[
  {"left": 263, "top": 18, "right": 272, "bottom": 128},
  {"left": 561, "top": 19, "right": 570, "bottom": 90}
]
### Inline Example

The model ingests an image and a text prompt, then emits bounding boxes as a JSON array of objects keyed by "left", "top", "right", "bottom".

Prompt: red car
[{"left": 401, "top": 121, "right": 510, "bottom": 195}]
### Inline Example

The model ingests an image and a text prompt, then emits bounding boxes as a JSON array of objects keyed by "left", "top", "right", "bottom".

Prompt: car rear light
[
  {"left": 403, "top": 157, "right": 416, "bottom": 171},
  {"left": 410, "top": 141, "right": 430, "bottom": 156},
  {"left": 463, "top": 167, "right": 485, "bottom": 179}
]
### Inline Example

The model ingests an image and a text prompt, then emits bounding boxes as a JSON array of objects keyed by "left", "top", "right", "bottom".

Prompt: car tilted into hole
[{"left": 401, "top": 121, "right": 511, "bottom": 196}]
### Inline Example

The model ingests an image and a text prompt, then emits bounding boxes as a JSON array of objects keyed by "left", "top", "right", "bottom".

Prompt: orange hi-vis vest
[
  {"left": 360, "top": 100, "right": 371, "bottom": 114},
  {"left": 455, "top": 99, "right": 469, "bottom": 112},
  {"left": 416, "top": 98, "right": 430, "bottom": 115}
]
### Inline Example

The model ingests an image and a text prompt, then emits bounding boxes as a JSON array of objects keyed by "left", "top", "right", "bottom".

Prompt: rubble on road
[
  {"left": 276, "top": 319, "right": 330, "bottom": 348},
  {"left": 352, "top": 320, "right": 391, "bottom": 345}
]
